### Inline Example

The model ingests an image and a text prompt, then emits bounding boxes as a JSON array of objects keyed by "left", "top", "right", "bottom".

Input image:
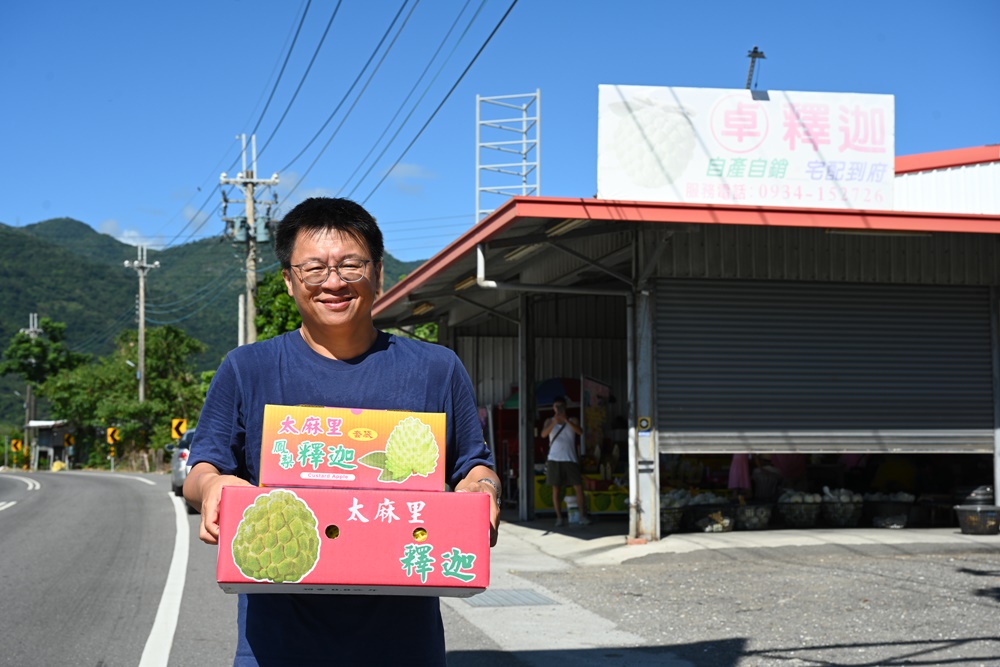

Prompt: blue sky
[{"left": 3, "top": 0, "right": 998, "bottom": 262}]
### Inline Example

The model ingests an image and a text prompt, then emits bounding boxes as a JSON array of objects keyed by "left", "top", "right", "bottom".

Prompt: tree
[
  {"left": 0, "top": 317, "right": 90, "bottom": 386},
  {"left": 255, "top": 270, "right": 300, "bottom": 342},
  {"left": 41, "top": 325, "right": 206, "bottom": 461}
]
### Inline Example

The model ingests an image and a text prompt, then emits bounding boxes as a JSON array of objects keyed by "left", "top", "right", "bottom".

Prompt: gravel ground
[{"left": 514, "top": 541, "right": 1000, "bottom": 667}]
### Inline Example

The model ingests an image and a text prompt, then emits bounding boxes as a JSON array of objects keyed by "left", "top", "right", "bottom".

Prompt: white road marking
[
  {"left": 138, "top": 493, "right": 189, "bottom": 667},
  {"left": 118, "top": 474, "right": 157, "bottom": 486},
  {"left": 59, "top": 471, "right": 157, "bottom": 485},
  {"left": 0, "top": 501, "right": 16, "bottom": 512},
  {"left": 0, "top": 474, "right": 41, "bottom": 490}
]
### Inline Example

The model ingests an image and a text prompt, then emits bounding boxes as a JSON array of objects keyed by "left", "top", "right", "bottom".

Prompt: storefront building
[{"left": 372, "top": 93, "right": 1000, "bottom": 541}]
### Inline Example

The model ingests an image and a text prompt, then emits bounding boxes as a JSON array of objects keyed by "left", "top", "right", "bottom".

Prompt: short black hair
[
  {"left": 552, "top": 396, "right": 567, "bottom": 405},
  {"left": 275, "top": 197, "right": 384, "bottom": 269}
]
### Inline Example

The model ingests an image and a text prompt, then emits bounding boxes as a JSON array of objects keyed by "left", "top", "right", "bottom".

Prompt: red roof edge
[{"left": 895, "top": 145, "right": 1000, "bottom": 174}]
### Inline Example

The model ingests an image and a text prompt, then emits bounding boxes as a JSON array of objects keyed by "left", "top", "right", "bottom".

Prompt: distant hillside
[{"left": 0, "top": 218, "right": 425, "bottom": 428}]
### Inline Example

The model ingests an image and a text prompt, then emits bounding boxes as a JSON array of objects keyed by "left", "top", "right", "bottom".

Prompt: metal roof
[{"left": 373, "top": 147, "right": 1000, "bottom": 331}]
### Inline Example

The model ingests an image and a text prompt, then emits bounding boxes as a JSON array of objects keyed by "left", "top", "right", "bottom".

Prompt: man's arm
[
  {"left": 183, "top": 462, "right": 252, "bottom": 545},
  {"left": 454, "top": 464, "right": 502, "bottom": 547}
]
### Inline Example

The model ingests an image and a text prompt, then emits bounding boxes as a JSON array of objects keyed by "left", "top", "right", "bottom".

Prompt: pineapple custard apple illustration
[
  {"left": 232, "top": 490, "right": 320, "bottom": 583},
  {"left": 612, "top": 102, "right": 696, "bottom": 188},
  {"left": 384, "top": 416, "right": 439, "bottom": 479}
]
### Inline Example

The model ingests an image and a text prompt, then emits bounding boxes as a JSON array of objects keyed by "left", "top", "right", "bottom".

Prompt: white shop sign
[{"left": 597, "top": 85, "right": 895, "bottom": 210}]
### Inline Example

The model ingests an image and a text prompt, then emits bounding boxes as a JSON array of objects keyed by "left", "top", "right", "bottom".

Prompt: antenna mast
[{"left": 746, "top": 46, "right": 766, "bottom": 89}]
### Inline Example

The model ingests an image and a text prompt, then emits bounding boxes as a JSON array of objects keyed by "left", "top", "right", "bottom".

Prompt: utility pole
[
  {"left": 20, "top": 313, "right": 42, "bottom": 471},
  {"left": 221, "top": 134, "right": 279, "bottom": 345},
  {"left": 746, "top": 46, "right": 766, "bottom": 90},
  {"left": 125, "top": 246, "right": 159, "bottom": 403}
]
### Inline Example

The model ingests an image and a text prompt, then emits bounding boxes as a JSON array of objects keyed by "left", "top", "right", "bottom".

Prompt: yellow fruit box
[
  {"left": 217, "top": 486, "right": 491, "bottom": 597},
  {"left": 258, "top": 404, "right": 446, "bottom": 492}
]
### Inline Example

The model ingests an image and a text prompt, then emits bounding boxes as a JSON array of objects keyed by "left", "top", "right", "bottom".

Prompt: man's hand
[
  {"left": 184, "top": 462, "right": 252, "bottom": 545},
  {"left": 455, "top": 465, "right": 501, "bottom": 547}
]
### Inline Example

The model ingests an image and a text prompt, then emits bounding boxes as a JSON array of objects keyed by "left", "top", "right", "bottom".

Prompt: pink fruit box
[
  {"left": 258, "top": 404, "right": 446, "bottom": 492},
  {"left": 217, "top": 486, "right": 491, "bottom": 597}
]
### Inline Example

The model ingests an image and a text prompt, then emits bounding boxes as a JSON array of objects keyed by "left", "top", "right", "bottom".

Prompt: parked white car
[{"left": 165, "top": 428, "right": 196, "bottom": 507}]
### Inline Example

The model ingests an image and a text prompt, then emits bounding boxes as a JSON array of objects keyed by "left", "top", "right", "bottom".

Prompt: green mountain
[{"left": 0, "top": 218, "right": 425, "bottom": 429}]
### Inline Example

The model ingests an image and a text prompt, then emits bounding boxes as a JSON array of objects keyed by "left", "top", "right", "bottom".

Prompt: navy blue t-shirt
[{"left": 189, "top": 330, "right": 493, "bottom": 666}]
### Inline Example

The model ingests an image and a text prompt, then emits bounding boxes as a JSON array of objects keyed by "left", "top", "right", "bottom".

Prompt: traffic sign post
[
  {"left": 9, "top": 438, "right": 23, "bottom": 467},
  {"left": 106, "top": 428, "right": 120, "bottom": 472}
]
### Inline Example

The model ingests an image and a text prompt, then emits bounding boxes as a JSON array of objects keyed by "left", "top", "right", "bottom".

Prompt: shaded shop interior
[{"left": 372, "top": 146, "right": 1000, "bottom": 541}]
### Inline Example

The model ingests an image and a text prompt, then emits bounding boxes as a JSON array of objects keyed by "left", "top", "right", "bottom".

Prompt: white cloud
[
  {"left": 387, "top": 162, "right": 438, "bottom": 195},
  {"left": 270, "top": 171, "right": 338, "bottom": 212},
  {"left": 119, "top": 228, "right": 164, "bottom": 250},
  {"left": 98, "top": 218, "right": 122, "bottom": 236},
  {"left": 182, "top": 205, "right": 212, "bottom": 228},
  {"left": 100, "top": 217, "right": 166, "bottom": 249}
]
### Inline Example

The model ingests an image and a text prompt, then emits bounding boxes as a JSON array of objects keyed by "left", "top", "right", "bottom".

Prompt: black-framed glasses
[{"left": 291, "top": 259, "right": 371, "bottom": 285}]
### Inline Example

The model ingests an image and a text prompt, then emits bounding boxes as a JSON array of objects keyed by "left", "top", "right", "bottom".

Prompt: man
[
  {"left": 540, "top": 396, "right": 590, "bottom": 527},
  {"left": 184, "top": 197, "right": 500, "bottom": 666}
]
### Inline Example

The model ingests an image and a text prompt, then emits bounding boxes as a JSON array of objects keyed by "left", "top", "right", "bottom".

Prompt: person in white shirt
[{"left": 540, "top": 396, "right": 590, "bottom": 527}]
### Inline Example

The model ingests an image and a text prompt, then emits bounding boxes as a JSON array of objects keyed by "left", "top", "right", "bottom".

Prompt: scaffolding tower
[{"left": 476, "top": 90, "right": 540, "bottom": 221}]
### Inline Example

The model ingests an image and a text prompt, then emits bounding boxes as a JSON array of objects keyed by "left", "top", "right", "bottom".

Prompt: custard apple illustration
[
  {"left": 231, "top": 490, "right": 320, "bottom": 583},
  {"left": 384, "top": 416, "right": 439, "bottom": 478},
  {"left": 612, "top": 103, "right": 696, "bottom": 188}
]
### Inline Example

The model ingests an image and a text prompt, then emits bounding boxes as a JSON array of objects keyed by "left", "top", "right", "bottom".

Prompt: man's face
[
  {"left": 282, "top": 228, "right": 381, "bottom": 334},
  {"left": 553, "top": 402, "right": 566, "bottom": 414}
]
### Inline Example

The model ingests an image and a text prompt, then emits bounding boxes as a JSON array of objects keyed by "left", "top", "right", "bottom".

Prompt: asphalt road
[
  {"left": 0, "top": 470, "right": 236, "bottom": 667},
  {"left": 2, "top": 470, "right": 999, "bottom": 667}
]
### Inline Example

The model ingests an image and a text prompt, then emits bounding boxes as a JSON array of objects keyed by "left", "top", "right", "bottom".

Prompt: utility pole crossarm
[{"left": 220, "top": 134, "right": 280, "bottom": 346}]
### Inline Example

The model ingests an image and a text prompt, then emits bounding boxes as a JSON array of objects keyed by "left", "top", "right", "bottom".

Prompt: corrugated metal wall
[
  {"left": 653, "top": 226, "right": 1000, "bottom": 285},
  {"left": 654, "top": 279, "right": 995, "bottom": 453},
  {"left": 895, "top": 162, "right": 1000, "bottom": 215}
]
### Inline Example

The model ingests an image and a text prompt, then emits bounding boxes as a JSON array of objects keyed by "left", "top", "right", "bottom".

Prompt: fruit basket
[
  {"left": 822, "top": 500, "right": 864, "bottom": 527},
  {"left": 954, "top": 505, "right": 1000, "bottom": 535},
  {"left": 683, "top": 503, "right": 735, "bottom": 533},
  {"left": 867, "top": 501, "right": 914, "bottom": 528},
  {"left": 660, "top": 507, "right": 685, "bottom": 534},
  {"left": 819, "top": 488, "right": 864, "bottom": 527},
  {"left": 734, "top": 503, "right": 773, "bottom": 530},
  {"left": 776, "top": 501, "right": 822, "bottom": 528}
]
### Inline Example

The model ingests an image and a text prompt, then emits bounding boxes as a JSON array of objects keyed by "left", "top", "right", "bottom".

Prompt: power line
[
  {"left": 379, "top": 213, "right": 468, "bottom": 226},
  {"left": 280, "top": 0, "right": 423, "bottom": 206},
  {"left": 278, "top": 0, "right": 412, "bottom": 175},
  {"left": 155, "top": 3, "right": 310, "bottom": 249},
  {"left": 256, "top": 1, "right": 343, "bottom": 161},
  {"left": 162, "top": 1, "right": 517, "bottom": 254},
  {"left": 146, "top": 279, "right": 236, "bottom": 316},
  {"left": 343, "top": 0, "right": 483, "bottom": 198},
  {"left": 360, "top": 0, "right": 519, "bottom": 205},
  {"left": 147, "top": 275, "right": 234, "bottom": 310},
  {"left": 249, "top": 0, "right": 314, "bottom": 139},
  {"left": 146, "top": 283, "right": 235, "bottom": 326},
  {"left": 72, "top": 309, "right": 136, "bottom": 355}
]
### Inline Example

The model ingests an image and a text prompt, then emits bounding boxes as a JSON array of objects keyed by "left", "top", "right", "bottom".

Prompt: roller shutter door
[{"left": 655, "top": 279, "right": 995, "bottom": 454}]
